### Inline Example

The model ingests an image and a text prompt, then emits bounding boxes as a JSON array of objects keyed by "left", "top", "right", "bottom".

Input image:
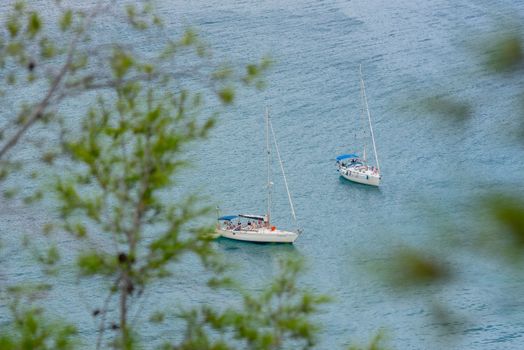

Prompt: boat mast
[
  {"left": 266, "top": 107, "right": 271, "bottom": 228},
  {"left": 359, "top": 73, "right": 367, "bottom": 161},
  {"left": 359, "top": 65, "right": 380, "bottom": 172},
  {"left": 269, "top": 117, "right": 298, "bottom": 231}
]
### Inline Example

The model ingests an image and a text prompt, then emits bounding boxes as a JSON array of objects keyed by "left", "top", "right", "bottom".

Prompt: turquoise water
[{"left": 2, "top": 0, "right": 524, "bottom": 349}]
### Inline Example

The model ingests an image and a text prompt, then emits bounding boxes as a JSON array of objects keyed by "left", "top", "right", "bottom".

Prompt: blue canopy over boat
[
  {"left": 217, "top": 215, "right": 238, "bottom": 221},
  {"left": 336, "top": 154, "right": 359, "bottom": 161}
]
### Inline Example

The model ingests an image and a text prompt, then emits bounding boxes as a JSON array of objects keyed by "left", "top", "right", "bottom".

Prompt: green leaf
[
  {"left": 40, "top": 38, "right": 56, "bottom": 59},
  {"left": 481, "top": 195, "right": 524, "bottom": 262},
  {"left": 42, "top": 223, "right": 54, "bottom": 235},
  {"left": 14, "top": 1, "right": 25, "bottom": 12},
  {"left": 218, "top": 87, "right": 235, "bottom": 104},
  {"left": 6, "top": 42, "right": 23, "bottom": 57},
  {"left": 126, "top": 4, "right": 136, "bottom": 19},
  {"left": 111, "top": 49, "right": 134, "bottom": 79},
  {"left": 6, "top": 17, "right": 20, "bottom": 38},
  {"left": 246, "top": 64, "right": 258, "bottom": 76},
  {"left": 60, "top": 9, "right": 73, "bottom": 31},
  {"left": 422, "top": 95, "right": 472, "bottom": 120},
  {"left": 7, "top": 72, "right": 16, "bottom": 85},
  {"left": 66, "top": 222, "right": 87, "bottom": 238},
  {"left": 181, "top": 29, "right": 197, "bottom": 46},
  {"left": 386, "top": 249, "right": 450, "bottom": 288},
  {"left": 27, "top": 12, "right": 42, "bottom": 38},
  {"left": 153, "top": 15, "right": 163, "bottom": 27},
  {"left": 212, "top": 66, "right": 233, "bottom": 81},
  {"left": 141, "top": 63, "right": 154, "bottom": 75},
  {"left": 38, "top": 246, "right": 60, "bottom": 266},
  {"left": 486, "top": 35, "right": 523, "bottom": 72},
  {"left": 77, "top": 251, "right": 116, "bottom": 276},
  {"left": 3, "top": 188, "right": 18, "bottom": 199},
  {"left": 42, "top": 151, "right": 57, "bottom": 164},
  {"left": 149, "top": 311, "right": 165, "bottom": 324}
]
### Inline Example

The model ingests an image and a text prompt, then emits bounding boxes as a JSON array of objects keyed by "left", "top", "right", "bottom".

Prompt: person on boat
[{"left": 234, "top": 221, "right": 242, "bottom": 231}]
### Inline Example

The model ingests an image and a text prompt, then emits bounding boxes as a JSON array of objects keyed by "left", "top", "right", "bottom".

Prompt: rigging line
[
  {"left": 265, "top": 107, "right": 271, "bottom": 226},
  {"left": 268, "top": 117, "right": 298, "bottom": 226},
  {"left": 359, "top": 65, "right": 380, "bottom": 172}
]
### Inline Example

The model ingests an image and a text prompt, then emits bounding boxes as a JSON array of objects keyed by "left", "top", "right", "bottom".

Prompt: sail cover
[{"left": 238, "top": 214, "right": 266, "bottom": 221}]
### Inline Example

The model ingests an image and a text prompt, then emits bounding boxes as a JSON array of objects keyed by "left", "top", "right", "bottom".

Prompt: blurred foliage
[
  {"left": 475, "top": 195, "right": 524, "bottom": 264},
  {"left": 169, "top": 257, "right": 331, "bottom": 350},
  {"left": 485, "top": 33, "right": 523, "bottom": 73},
  {"left": 0, "top": 308, "right": 77, "bottom": 350},
  {"left": 379, "top": 248, "right": 451, "bottom": 290},
  {"left": 0, "top": 0, "right": 280, "bottom": 349},
  {"left": 477, "top": 25, "right": 524, "bottom": 148},
  {"left": 381, "top": 19, "right": 524, "bottom": 346},
  {"left": 0, "top": 285, "right": 77, "bottom": 350},
  {"left": 7, "top": 1, "right": 524, "bottom": 349},
  {"left": 347, "top": 331, "right": 388, "bottom": 350},
  {"left": 420, "top": 95, "right": 472, "bottom": 121}
]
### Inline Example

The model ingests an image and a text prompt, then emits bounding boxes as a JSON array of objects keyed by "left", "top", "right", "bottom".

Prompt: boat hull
[
  {"left": 338, "top": 166, "right": 380, "bottom": 186},
  {"left": 216, "top": 228, "right": 298, "bottom": 243}
]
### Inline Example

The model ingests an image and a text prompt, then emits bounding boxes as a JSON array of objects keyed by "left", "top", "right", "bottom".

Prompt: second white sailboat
[{"left": 336, "top": 65, "right": 382, "bottom": 186}]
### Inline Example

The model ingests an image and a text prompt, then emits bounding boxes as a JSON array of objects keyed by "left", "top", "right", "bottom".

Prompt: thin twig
[
  {"left": 96, "top": 279, "right": 119, "bottom": 350},
  {"left": 0, "top": 1, "right": 106, "bottom": 160}
]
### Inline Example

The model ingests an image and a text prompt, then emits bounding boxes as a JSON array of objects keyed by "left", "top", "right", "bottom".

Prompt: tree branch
[{"left": 0, "top": 1, "right": 105, "bottom": 160}]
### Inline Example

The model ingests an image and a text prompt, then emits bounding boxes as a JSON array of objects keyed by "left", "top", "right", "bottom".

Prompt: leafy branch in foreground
[
  {"left": 0, "top": 2, "right": 354, "bottom": 350},
  {"left": 0, "top": 0, "right": 270, "bottom": 346},
  {"left": 168, "top": 257, "right": 331, "bottom": 350},
  {"left": 0, "top": 0, "right": 269, "bottom": 196},
  {"left": 55, "top": 77, "right": 223, "bottom": 348},
  {"left": 0, "top": 284, "right": 77, "bottom": 350}
]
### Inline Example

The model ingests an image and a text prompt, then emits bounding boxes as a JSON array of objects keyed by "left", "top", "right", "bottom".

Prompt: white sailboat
[
  {"left": 216, "top": 108, "right": 300, "bottom": 243},
  {"left": 336, "top": 65, "right": 382, "bottom": 186}
]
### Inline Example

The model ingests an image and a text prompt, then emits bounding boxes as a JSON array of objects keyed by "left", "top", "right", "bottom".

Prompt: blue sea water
[{"left": 2, "top": 0, "right": 524, "bottom": 349}]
